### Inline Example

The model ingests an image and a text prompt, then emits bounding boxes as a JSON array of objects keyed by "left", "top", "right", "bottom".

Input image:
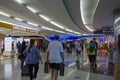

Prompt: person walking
[
  {"left": 46, "top": 35, "right": 64, "bottom": 80},
  {"left": 87, "top": 40, "right": 96, "bottom": 72},
  {"left": 24, "top": 39, "right": 42, "bottom": 80},
  {"left": 17, "top": 41, "right": 21, "bottom": 54},
  {"left": 75, "top": 40, "right": 81, "bottom": 56},
  {"left": 93, "top": 38, "right": 98, "bottom": 68},
  {"left": 19, "top": 41, "right": 27, "bottom": 69}
]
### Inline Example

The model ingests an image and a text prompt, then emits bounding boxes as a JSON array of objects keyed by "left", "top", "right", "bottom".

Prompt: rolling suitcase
[
  {"left": 44, "top": 61, "right": 50, "bottom": 73},
  {"left": 60, "top": 63, "right": 65, "bottom": 76},
  {"left": 21, "top": 65, "right": 29, "bottom": 76}
]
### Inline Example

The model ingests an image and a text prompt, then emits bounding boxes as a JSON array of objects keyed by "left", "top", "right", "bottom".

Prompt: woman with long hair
[{"left": 24, "top": 39, "right": 42, "bottom": 80}]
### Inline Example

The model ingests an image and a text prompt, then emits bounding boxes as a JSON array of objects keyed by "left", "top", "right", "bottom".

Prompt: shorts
[
  {"left": 88, "top": 55, "right": 96, "bottom": 62},
  {"left": 50, "top": 63, "right": 61, "bottom": 70}
]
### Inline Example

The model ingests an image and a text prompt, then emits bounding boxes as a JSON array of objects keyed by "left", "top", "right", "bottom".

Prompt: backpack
[{"left": 89, "top": 43, "right": 96, "bottom": 52}]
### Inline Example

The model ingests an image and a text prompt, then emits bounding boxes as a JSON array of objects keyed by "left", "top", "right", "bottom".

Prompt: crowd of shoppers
[{"left": 15, "top": 35, "right": 120, "bottom": 80}]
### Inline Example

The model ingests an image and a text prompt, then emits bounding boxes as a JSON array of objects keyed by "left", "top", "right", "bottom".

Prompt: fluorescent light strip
[
  {"left": 80, "top": 0, "right": 99, "bottom": 31},
  {"left": 41, "top": 26, "right": 54, "bottom": 31},
  {"left": 0, "top": 20, "right": 38, "bottom": 30},
  {"left": 14, "top": 18, "right": 23, "bottom": 21},
  {"left": 65, "top": 28, "right": 74, "bottom": 33},
  {"left": 14, "top": 1, "right": 82, "bottom": 34},
  {"left": 74, "top": 32, "right": 81, "bottom": 34},
  {"left": 26, "top": 6, "right": 38, "bottom": 13},
  {"left": 0, "top": 11, "right": 10, "bottom": 17},
  {"left": 85, "top": 25, "right": 94, "bottom": 32},
  {"left": 50, "top": 21, "right": 64, "bottom": 29},
  {"left": 115, "top": 17, "right": 120, "bottom": 24},
  {"left": 27, "top": 21, "right": 38, "bottom": 26},
  {"left": 15, "top": 0, "right": 24, "bottom": 4},
  {"left": 39, "top": 15, "right": 51, "bottom": 21},
  {"left": 54, "top": 30, "right": 65, "bottom": 33}
]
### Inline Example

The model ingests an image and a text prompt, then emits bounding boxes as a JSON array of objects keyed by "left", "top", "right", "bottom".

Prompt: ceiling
[{"left": 0, "top": 0, "right": 120, "bottom": 36}]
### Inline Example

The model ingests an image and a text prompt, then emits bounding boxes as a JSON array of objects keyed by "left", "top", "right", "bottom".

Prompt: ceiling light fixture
[
  {"left": 50, "top": 21, "right": 64, "bottom": 29},
  {"left": 80, "top": 0, "right": 99, "bottom": 32},
  {"left": 41, "top": 26, "right": 54, "bottom": 31},
  {"left": 27, "top": 21, "right": 38, "bottom": 26},
  {"left": 65, "top": 28, "right": 74, "bottom": 33},
  {"left": 0, "top": 11, "right": 10, "bottom": 17},
  {"left": 115, "top": 17, "right": 120, "bottom": 24},
  {"left": 74, "top": 32, "right": 81, "bottom": 34},
  {"left": 39, "top": 14, "right": 51, "bottom": 21},
  {"left": 26, "top": 6, "right": 38, "bottom": 13},
  {"left": 85, "top": 25, "right": 94, "bottom": 32},
  {"left": 14, "top": 0, "right": 24, "bottom": 4},
  {"left": 67, "top": 33, "right": 73, "bottom": 35},
  {"left": 14, "top": 18, "right": 23, "bottom": 21}
]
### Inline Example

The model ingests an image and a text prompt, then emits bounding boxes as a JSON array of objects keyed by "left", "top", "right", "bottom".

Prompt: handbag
[
  {"left": 60, "top": 63, "right": 65, "bottom": 76},
  {"left": 44, "top": 61, "right": 50, "bottom": 73}
]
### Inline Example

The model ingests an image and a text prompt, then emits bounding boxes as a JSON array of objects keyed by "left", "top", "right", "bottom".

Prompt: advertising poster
[{"left": 4, "top": 37, "right": 12, "bottom": 51}]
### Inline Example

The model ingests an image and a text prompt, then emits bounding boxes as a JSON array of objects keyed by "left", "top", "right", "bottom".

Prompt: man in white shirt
[{"left": 47, "top": 35, "right": 64, "bottom": 80}]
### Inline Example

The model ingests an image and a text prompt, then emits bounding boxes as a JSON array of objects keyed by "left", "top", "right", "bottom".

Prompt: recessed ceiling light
[
  {"left": 26, "top": 6, "right": 38, "bottom": 13},
  {"left": 0, "top": 11, "right": 10, "bottom": 17},
  {"left": 14, "top": 18, "right": 23, "bottom": 21},
  {"left": 50, "top": 21, "right": 64, "bottom": 29},
  {"left": 27, "top": 21, "right": 38, "bottom": 26},
  {"left": 39, "top": 14, "right": 51, "bottom": 21}
]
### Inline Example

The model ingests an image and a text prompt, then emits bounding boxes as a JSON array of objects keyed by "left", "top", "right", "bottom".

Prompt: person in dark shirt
[
  {"left": 20, "top": 41, "right": 27, "bottom": 69},
  {"left": 93, "top": 38, "right": 98, "bottom": 68}
]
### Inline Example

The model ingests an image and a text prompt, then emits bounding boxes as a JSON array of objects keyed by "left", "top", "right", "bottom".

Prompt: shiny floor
[{"left": 0, "top": 51, "right": 114, "bottom": 80}]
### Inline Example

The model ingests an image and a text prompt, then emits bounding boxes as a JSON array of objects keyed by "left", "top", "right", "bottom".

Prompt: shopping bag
[
  {"left": 60, "top": 63, "right": 65, "bottom": 76},
  {"left": 44, "top": 61, "right": 50, "bottom": 73}
]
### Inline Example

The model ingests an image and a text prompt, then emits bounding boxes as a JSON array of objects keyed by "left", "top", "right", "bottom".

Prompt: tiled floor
[{"left": 0, "top": 52, "right": 114, "bottom": 80}]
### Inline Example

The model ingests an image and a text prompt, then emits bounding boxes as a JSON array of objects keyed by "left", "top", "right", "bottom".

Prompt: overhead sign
[
  {"left": 13, "top": 25, "right": 26, "bottom": 31},
  {"left": 13, "top": 25, "right": 40, "bottom": 34},
  {"left": 102, "top": 26, "right": 114, "bottom": 34}
]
